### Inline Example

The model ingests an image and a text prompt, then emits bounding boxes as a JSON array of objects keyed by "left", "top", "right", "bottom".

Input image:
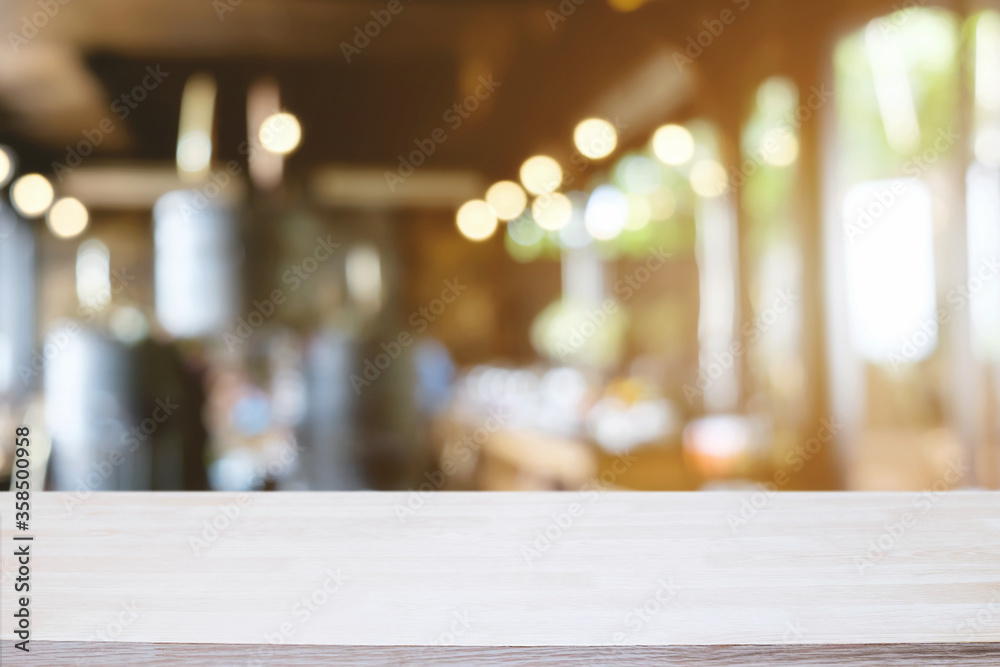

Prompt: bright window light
[{"left": 843, "top": 179, "right": 937, "bottom": 363}]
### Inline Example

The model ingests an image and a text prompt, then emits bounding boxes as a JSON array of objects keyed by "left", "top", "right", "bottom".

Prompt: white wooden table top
[{"left": 2, "top": 491, "right": 999, "bottom": 662}]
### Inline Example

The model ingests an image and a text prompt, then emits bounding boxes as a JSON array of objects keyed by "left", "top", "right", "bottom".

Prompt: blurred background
[{"left": 0, "top": 0, "right": 997, "bottom": 493}]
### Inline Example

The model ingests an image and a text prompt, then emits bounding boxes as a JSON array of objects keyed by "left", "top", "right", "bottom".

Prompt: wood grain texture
[
  {"left": 1, "top": 492, "right": 998, "bottom": 650},
  {"left": 18, "top": 642, "right": 1000, "bottom": 666}
]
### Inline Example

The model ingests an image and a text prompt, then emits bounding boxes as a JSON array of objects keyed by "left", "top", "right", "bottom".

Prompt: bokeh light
[
  {"left": 0, "top": 145, "right": 15, "bottom": 188},
  {"left": 456, "top": 200, "right": 499, "bottom": 241},
  {"left": 11, "top": 173, "right": 54, "bottom": 218},
  {"left": 46, "top": 197, "right": 89, "bottom": 239},
  {"left": 520, "top": 155, "right": 563, "bottom": 195},
  {"left": 760, "top": 128, "right": 800, "bottom": 167},
  {"left": 651, "top": 124, "right": 695, "bottom": 165},
  {"left": 259, "top": 112, "right": 302, "bottom": 155},
  {"left": 689, "top": 159, "right": 729, "bottom": 198},
  {"left": 532, "top": 192, "right": 573, "bottom": 230},
  {"left": 485, "top": 180, "right": 528, "bottom": 220},
  {"left": 573, "top": 118, "right": 618, "bottom": 159}
]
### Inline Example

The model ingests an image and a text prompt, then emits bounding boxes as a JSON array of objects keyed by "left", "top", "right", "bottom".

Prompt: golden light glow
[
  {"left": 0, "top": 146, "right": 14, "bottom": 188},
  {"left": 519, "top": 155, "right": 562, "bottom": 195},
  {"left": 690, "top": 159, "right": 729, "bottom": 198},
  {"left": 259, "top": 112, "right": 302, "bottom": 155},
  {"left": 11, "top": 173, "right": 54, "bottom": 217},
  {"left": 456, "top": 200, "right": 499, "bottom": 241},
  {"left": 651, "top": 124, "right": 695, "bottom": 165},
  {"left": 761, "top": 128, "right": 800, "bottom": 167},
  {"left": 573, "top": 118, "right": 617, "bottom": 159},
  {"left": 176, "top": 73, "right": 217, "bottom": 180},
  {"left": 485, "top": 180, "right": 527, "bottom": 221},
  {"left": 47, "top": 197, "right": 89, "bottom": 239},
  {"left": 532, "top": 192, "right": 573, "bottom": 231}
]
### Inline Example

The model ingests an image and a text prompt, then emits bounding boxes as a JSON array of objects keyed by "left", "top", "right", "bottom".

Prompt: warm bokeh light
[
  {"left": 689, "top": 159, "right": 729, "bottom": 198},
  {"left": 0, "top": 146, "right": 14, "bottom": 188},
  {"left": 259, "top": 112, "right": 302, "bottom": 155},
  {"left": 573, "top": 118, "right": 617, "bottom": 159},
  {"left": 584, "top": 185, "right": 628, "bottom": 240},
  {"left": 532, "top": 192, "right": 573, "bottom": 230},
  {"left": 46, "top": 197, "right": 89, "bottom": 239},
  {"left": 456, "top": 200, "right": 499, "bottom": 241},
  {"left": 761, "top": 128, "right": 800, "bottom": 167},
  {"left": 11, "top": 173, "right": 54, "bottom": 217},
  {"left": 485, "top": 180, "right": 528, "bottom": 220},
  {"left": 651, "top": 124, "right": 695, "bottom": 165},
  {"left": 606, "top": 0, "right": 648, "bottom": 11},
  {"left": 520, "top": 155, "right": 562, "bottom": 195}
]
